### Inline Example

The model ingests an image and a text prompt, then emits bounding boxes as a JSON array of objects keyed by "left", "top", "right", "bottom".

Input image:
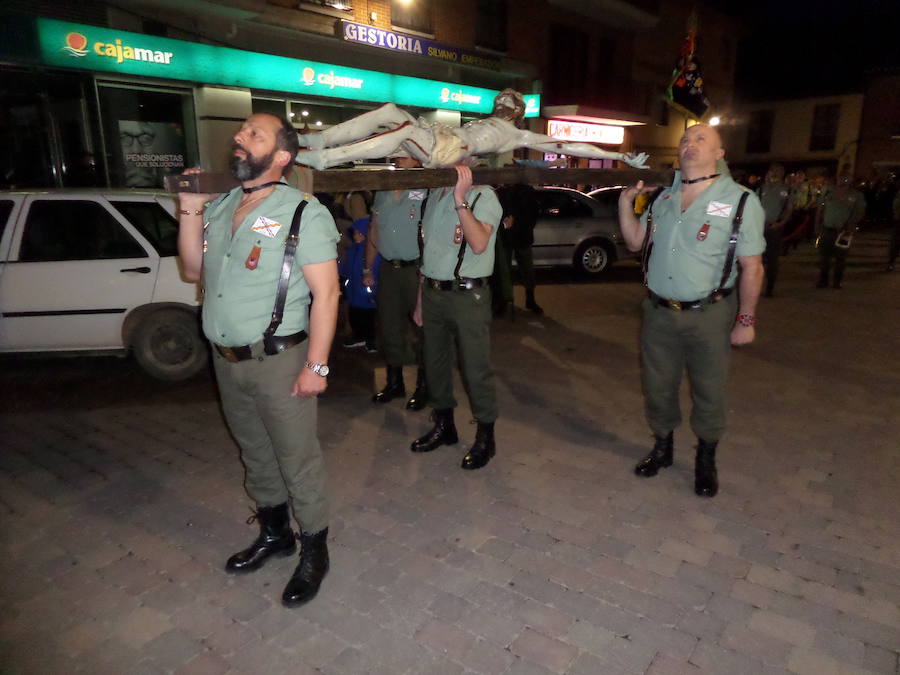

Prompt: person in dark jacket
[{"left": 496, "top": 182, "right": 543, "bottom": 314}]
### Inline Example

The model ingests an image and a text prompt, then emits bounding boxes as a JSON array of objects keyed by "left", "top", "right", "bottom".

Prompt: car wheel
[
  {"left": 132, "top": 309, "right": 208, "bottom": 381},
  {"left": 574, "top": 239, "right": 614, "bottom": 277}
]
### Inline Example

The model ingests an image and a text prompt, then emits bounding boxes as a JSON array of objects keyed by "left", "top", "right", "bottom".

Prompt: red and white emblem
[{"left": 696, "top": 223, "right": 710, "bottom": 241}]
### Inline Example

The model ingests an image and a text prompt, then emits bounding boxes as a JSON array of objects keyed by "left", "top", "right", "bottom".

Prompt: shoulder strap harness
[{"left": 262, "top": 199, "right": 307, "bottom": 355}]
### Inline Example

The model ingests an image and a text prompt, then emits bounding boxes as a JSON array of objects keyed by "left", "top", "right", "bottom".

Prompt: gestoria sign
[{"left": 37, "top": 18, "right": 540, "bottom": 117}]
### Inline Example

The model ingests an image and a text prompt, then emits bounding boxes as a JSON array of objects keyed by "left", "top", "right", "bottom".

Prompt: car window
[
  {"left": 19, "top": 199, "right": 147, "bottom": 262},
  {"left": 536, "top": 191, "right": 593, "bottom": 218},
  {"left": 0, "top": 200, "right": 14, "bottom": 243},
  {"left": 111, "top": 200, "right": 178, "bottom": 256},
  {"left": 589, "top": 189, "right": 622, "bottom": 211}
]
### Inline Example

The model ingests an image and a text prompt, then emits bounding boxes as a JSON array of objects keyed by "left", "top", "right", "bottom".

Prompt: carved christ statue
[{"left": 295, "top": 89, "right": 650, "bottom": 170}]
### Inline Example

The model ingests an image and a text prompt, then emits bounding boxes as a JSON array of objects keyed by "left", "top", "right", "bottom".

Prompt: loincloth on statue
[{"left": 420, "top": 120, "right": 466, "bottom": 168}]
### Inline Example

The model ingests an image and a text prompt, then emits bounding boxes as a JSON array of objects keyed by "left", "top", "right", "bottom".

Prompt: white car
[{"left": 0, "top": 190, "right": 206, "bottom": 380}]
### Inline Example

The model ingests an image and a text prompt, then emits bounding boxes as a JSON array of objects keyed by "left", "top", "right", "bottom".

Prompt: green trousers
[
  {"left": 422, "top": 285, "right": 498, "bottom": 422},
  {"left": 818, "top": 230, "right": 848, "bottom": 285},
  {"left": 640, "top": 293, "right": 736, "bottom": 442},
  {"left": 213, "top": 340, "right": 328, "bottom": 534},
  {"left": 377, "top": 262, "right": 422, "bottom": 367}
]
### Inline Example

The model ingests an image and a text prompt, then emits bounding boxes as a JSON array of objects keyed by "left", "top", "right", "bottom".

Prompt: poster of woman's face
[{"left": 118, "top": 120, "right": 186, "bottom": 187}]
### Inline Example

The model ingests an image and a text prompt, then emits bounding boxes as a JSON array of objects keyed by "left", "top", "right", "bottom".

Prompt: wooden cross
[{"left": 165, "top": 166, "right": 673, "bottom": 195}]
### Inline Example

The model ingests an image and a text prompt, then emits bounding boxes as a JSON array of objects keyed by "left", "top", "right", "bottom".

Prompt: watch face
[{"left": 318, "top": 364, "right": 330, "bottom": 377}]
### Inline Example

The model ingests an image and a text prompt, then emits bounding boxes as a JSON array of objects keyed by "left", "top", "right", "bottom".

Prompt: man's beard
[{"left": 229, "top": 144, "right": 277, "bottom": 181}]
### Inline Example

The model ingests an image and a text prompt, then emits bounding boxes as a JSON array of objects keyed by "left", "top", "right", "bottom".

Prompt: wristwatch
[
  {"left": 305, "top": 361, "right": 330, "bottom": 377},
  {"left": 454, "top": 201, "right": 471, "bottom": 211}
]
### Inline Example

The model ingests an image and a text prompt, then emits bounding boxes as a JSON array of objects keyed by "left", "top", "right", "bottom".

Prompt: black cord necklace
[
  {"left": 681, "top": 173, "right": 721, "bottom": 185},
  {"left": 242, "top": 180, "right": 284, "bottom": 194}
]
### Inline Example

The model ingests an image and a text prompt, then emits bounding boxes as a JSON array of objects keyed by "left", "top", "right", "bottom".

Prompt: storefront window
[
  {"left": 252, "top": 98, "right": 288, "bottom": 118},
  {"left": 97, "top": 83, "right": 197, "bottom": 189},
  {"left": 0, "top": 69, "right": 97, "bottom": 189}
]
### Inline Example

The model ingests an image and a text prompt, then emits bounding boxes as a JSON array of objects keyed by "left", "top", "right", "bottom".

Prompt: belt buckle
[
  {"left": 461, "top": 279, "right": 474, "bottom": 291},
  {"left": 391, "top": 259, "right": 402, "bottom": 269},
  {"left": 429, "top": 278, "right": 441, "bottom": 291},
  {"left": 219, "top": 345, "right": 239, "bottom": 363},
  {"left": 669, "top": 300, "right": 682, "bottom": 311}
]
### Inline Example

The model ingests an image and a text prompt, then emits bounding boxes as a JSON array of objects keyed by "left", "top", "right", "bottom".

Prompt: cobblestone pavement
[{"left": 1, "top": 232, "right": 898, "bottom": 675}]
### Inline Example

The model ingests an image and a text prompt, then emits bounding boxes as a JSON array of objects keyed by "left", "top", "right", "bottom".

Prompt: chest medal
[
  {"left": 245, "top": 244, "right": 262, "bottom": 270},
  {"left": 696, "top": 223, "right": 710, "bottom": 241}
]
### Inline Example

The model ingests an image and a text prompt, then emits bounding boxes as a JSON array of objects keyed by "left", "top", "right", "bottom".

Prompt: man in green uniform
[
  {"left": 410, "top": 164, "right": 503, "bottom": 470},
  {"left": 363, "top": 155, "right": 428, "bottom": 409},
  {"left": 815, "top": 172, "right": 866, "bottom": 289},
  {"left": 758, "top": 163, "right": 792, "bottom": 297},
  {"left": 177, "top": 113, "right": 339, "bottom": 607},
  {"left": 618, "top": 123, "right": 765, "bottom": 497}
]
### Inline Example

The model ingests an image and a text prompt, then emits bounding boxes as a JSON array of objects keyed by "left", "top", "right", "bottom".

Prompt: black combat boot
[
  {"left": 410, "top": 408, "right": 458, "bottom": 453},
  {"left": 461, "top": 421, "right": 496, "bottom": 470},
  {"left": 634, "top": 432, "right": 674, "bottom": 477},
  {"left": 694, "top": 439, "right": 719, "bottom": 498},
  {"left": 373, "top": 365, "right": 405, "bottom": 404},
  {"left": 832, "top": 270, "right": 843, "bottom": 289},
  {"left": 282, "top": 528, "right": 329, "bottom": 608},
  {"left": 225, "top": 503, "right": 296, "bottom": 574},
  {"left": 405, "top": 367, "right": 428, "bottom": 411},
  {"left": 525, "top": 288, "right": 544, "bottom": 315}
]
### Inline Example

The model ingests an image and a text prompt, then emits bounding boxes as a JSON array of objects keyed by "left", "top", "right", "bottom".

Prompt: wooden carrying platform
[{"left": 164, "top": 167, "right": 673, "bottom": 195}]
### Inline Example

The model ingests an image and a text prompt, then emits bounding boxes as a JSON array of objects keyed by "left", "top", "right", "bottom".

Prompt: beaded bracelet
[{"left": 735, "top": 313, "right": 756, "bottom": 327}]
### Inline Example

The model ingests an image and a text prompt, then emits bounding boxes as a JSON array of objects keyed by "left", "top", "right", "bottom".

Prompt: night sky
[{"left": 705, "top": 0, "right": 900, "bottom": 100}]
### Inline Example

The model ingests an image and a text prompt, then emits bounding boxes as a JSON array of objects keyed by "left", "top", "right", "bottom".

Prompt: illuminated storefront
[
  {"left": 542, "top": 105, "right": 646, "bottom": 168},
  {"left": 1, "top": 15, "right": 540, "bottom": 189}
]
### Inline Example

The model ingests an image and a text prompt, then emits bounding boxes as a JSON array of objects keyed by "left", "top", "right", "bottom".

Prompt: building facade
[
  {"left": 721, "top": 94, "right": 865, "bottom": 178},
  {"left": 0, "top": 0, "right": 739, "bottom": 189}
]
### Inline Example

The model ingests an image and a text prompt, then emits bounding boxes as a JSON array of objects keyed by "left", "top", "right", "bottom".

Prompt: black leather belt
[
  {"left": 648, "top": 288, "right": 732, "bottom": 311},
  {"left": 425, "top": 276, "right": 488, "bottom": 291},
  {"left": 215, "top": 330, "right": 307, "bottom": 363},
  {"left": 384, "top": 258, "right": 419, "bottom": 269}
]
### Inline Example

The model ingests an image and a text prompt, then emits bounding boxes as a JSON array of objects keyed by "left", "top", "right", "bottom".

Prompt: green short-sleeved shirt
[
  {"left": 820, "top": 188, "right": 866, "bottom": 230},
  {"left": 421, "top": 185, "right": 502, "bottom": 280},
  {"left": 758, "top": 180, "right": 791, "bottom": 224},
  {"left": 641, "top": 171, "right": 765, "bottom": 300},
  {"left": 202, "top": 184, "right": 338, "bottom": 346},
  {"left": 372, "top": 189, "right": 426, "bottom": 261}
]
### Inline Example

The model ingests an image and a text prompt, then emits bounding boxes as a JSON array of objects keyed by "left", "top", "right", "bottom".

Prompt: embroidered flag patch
[
  {"left": 250, "top": 216, "right": 283, "bottom": 238},
  {"left": 409, "top": 190, "right": 426, "bottom": 200},
  {"left": 706, "top": 201, "right": 733, "bottom": 218}
]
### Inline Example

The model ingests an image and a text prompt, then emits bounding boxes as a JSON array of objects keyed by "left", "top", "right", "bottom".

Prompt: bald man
[{"left": 618, "top": 124, "right": 765, "bottom": 498}]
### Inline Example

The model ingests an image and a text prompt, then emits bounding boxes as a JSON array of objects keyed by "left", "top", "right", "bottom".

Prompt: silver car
[{"left": 532, "top": 186, "right": 631, "bottom": 277}]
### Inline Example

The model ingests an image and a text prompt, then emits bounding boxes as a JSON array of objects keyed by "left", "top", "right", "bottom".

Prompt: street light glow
[{"left": 709, "top": 116, "right": 721, "bottom": 126}]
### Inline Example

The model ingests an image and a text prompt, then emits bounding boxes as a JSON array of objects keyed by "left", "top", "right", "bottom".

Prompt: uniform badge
[
  {"left": 697, "top": 223, "right": 710, "bottom": 241},
  {"left": 250, "top": 216, "right": 282, "bottom": 238},
  {"left": 706, "top": 201, "right": 733, "bottom": 218},
  {"left": 453, "top": 224, "right": 463, "bottom": 244},
  {"left": 245, "top": 245, "right": 262, "bottom": 270},
  {"left": 409, "top": 190, "right": 425, "bottom": 200}
]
